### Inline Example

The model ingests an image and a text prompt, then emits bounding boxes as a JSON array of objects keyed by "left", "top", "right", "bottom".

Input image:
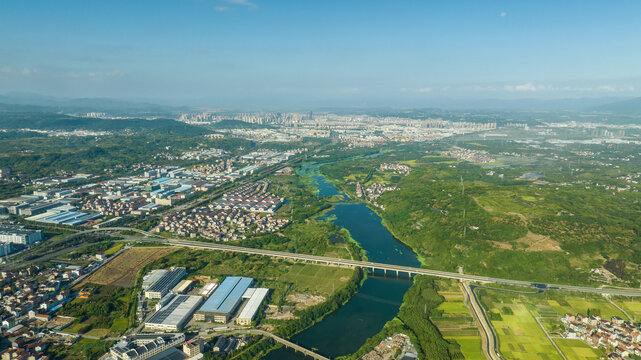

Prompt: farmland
[
  {"left": 79, "top": 247, "right": 175, "bottom": 287},
  {"left": 431, "top": 280, "right": 483, "bottom": 360},
  {"left": 477, "top": 287, "right": 618, "bottom": 360}
]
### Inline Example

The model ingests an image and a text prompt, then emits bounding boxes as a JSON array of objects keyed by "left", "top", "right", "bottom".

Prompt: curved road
[{"left": 462, "top": 282, "right": 501, "bottom": 360}]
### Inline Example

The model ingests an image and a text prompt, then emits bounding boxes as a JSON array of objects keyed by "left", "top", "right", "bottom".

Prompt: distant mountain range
[
  {"left": 591, "top": 97, "right": 641, "bottom": 115},
  {"left": 1, "top": 92, "right": 641, "bottom": 116},
  {"left": 0, "top": 92, "right": 189, "bottom": 116}
]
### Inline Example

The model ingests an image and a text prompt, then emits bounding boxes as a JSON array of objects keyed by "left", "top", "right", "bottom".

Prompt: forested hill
[
  {"left": 0, "top": 112, "right": 209, "bottom": 136},
  {"left": 592, "top": 97, "right": 641, "bottom": 115}
]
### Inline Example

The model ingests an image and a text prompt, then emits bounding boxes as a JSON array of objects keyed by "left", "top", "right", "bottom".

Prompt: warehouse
[
  {"left": 236, "top": 288, "right": 269, "bottom": 325},
  {"left": 171, "top": 279, "right": 194, "bottom": 294},
  {"left": 144, "top": 295, "right": 203, "bottom": 331},
  {"left": 144, "top": 267, "right": 187, "bottom": 299},
  {"left": 194, "top": 276, "right": 253, "bottom": 323}
]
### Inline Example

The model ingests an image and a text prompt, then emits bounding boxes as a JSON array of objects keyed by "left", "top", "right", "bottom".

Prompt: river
[{"left": 264, "top": 164, "right": 420, "bottom": 359}]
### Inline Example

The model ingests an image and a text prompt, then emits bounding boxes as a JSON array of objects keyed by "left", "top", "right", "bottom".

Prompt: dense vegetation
[
  {"left": 59, "top": 285, "right": 131, "bottom": 329},
  {"left": 340, "top": 276, "right": 459, "bottom": 360},
  {"left": 319, "top": 142, "right": 641, "bottom": 286}
]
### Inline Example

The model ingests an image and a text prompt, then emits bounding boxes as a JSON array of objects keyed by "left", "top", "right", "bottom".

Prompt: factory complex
[{"left": 142, "top": 273, "right": 269, "bottom": 332}]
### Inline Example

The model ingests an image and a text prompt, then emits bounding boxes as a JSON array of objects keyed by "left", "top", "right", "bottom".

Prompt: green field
[
  {"left": 104, "top": 243, "right": 124, "bottom": 256},
  {"left": 619, "top": 301, "right": 641, "bottom": 320},
  {"left": 491, "top": 303, "right": 562, "bottom": 360},
  {"left": 452, "top": 336, "right": 484, "bottom": 360},
  {"left": 279, "top": 263, "right": 355, "bottom": 296},
  {"left": 437, "top": 301, "right": 470, "bottom": 314},
  {"left": 555, "top": 339, "right": 604, "bottom": 360},
  {"left": 478, "top": 288, "right": 633, "bottom": 360},
  {"left": 546, "top": 298, "right": 626, "bottom": 320},
  {"left": 431, "top": 281, "right": 484, "bottom": 360}
]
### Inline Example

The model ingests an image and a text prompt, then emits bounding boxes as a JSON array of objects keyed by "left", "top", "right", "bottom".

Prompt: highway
[
  {"left": 8, "top": 226, "right": 641, "bottom": 297},
  {"left": 123, "top": 234, "right": 641, "bottom": 297}
]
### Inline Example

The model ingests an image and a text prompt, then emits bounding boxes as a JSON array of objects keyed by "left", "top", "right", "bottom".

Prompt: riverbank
[{"left": 264, "top": 163, "right": 421, "bottom": 359}]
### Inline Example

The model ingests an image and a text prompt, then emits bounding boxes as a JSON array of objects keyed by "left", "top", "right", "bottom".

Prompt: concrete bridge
[
  {"left": 238, "top": 329, "right": 330, "bottom": 360},
  {"left": 30, "top": 226, "right": 641, "bottom": 297},
  {"left": 120, "top": 234, "right": 641, "bottom": 297}
]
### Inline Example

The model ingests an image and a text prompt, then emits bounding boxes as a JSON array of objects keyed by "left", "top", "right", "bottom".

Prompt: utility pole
[{"left": 463, "top": 208, "right": 466, "bottom": 239}]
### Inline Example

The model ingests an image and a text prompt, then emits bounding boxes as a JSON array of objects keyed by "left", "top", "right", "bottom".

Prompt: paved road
[
  {"left": 122, "top": 235, "right": 641, "bottom": 297},
  {"left": 462, "top": 282, "right": 501, "bottom": 360},
  {"left": 8, "top": 226, "right": 641, "bottom": 297}
]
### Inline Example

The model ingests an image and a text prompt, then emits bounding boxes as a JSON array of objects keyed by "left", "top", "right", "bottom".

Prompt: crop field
[
  {"left": 491, "top": 303, "right": 562, "bottom": 360},
  {"left": 545, "top": 298, "right": 626, "bottom": 320},
  {"left": 555, "top": 339, "right": 604, "bottom": 360},
  {"left": 618, "top": 300, "right": 641, "bottom": 320},
  {"left": 478, "top": 288, "right": 630, "bottom": 360},
  {"left": 80, "top": 247, "right": 175, "bottom": 287},
  {"left": 431, "top": 281, "right": 483, "bottom": 360}
]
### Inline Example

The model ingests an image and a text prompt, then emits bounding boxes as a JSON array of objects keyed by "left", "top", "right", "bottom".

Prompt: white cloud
[
  {"left": 515, "top": 83, "right": 539, "bottom": 92},
  {"left": 1, "top": 67, "right": 38, "bottom": 75},
  {"left": 464, "top": 85, "right": 497, "bottom": 92},
  {"left": 418, "top": 87, "right": 433, "bottom": 93},
  {"left": 500, "top": 12, "right": 507, "bottom": 17},
  {"left": 215, "top": 6, "right": 228, "bottom": 12},
  {"left": 505, "top": 83, "right": 545, "bottom": 92},
  {"left": 224, "top": 0, "right": 257, "bottom": 9},
  {"left": 595, "top": 85, "right": 616, "bottom": 92}
]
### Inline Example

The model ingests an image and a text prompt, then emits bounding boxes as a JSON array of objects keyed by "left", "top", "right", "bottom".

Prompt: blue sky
[{"left": 1, "top": 0, "right": 640, "bottom": 107}]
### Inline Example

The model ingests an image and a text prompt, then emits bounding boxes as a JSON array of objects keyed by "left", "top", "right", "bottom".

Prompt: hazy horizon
[{"left": 2, "top": 0, "right": 641, "bottom": 107}]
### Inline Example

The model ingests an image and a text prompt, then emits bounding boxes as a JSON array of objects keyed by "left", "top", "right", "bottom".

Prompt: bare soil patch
[{"left": 80, "top": 247, "right": 175, "bottom": 287}]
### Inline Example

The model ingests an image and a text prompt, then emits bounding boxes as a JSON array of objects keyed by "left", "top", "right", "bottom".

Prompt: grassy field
[
  {"left": 46, "top": 337, "right": 112, "bottom": 360},
  {"left": 80, "top": 247, "right": 175, "bottom": 287},
  {"left": 279, "top": 263, "right": 355, "bottom": 296},
  {"left": 103, "top": 243, "right": 124, "bottom": 256}
]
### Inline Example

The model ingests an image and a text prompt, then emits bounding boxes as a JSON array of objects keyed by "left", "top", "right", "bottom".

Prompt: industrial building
[
  {"left": 142, "top": 269, "right": 167, "bottom": 290},
  {"left": 171, "top": 279, "right": 194, "bottom": 294},
  {"left": 194, "top": 276, "right": 253, "bottom": 323},
  {"left": 144, "top": 267, "right": 187, "bottom": 299},
  {"left": 236, "top": 288, "right": 269, "bottom": 325},
  {"left": 0, "top": 225, "right": 43, "bottom": 246},
  {"left": 144, "top": 295, "right": 203, "bottom": 331},
  {"left": 34, "top": 210, "right": 101, "bottom": 226},
  {"left": 109, "top": 333, "right": 185, "bottom": 360}
]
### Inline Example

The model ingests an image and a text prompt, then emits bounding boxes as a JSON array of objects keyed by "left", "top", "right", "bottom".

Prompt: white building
[{"left": 0, "top": 225, "right": 43, "bottom": 245}]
